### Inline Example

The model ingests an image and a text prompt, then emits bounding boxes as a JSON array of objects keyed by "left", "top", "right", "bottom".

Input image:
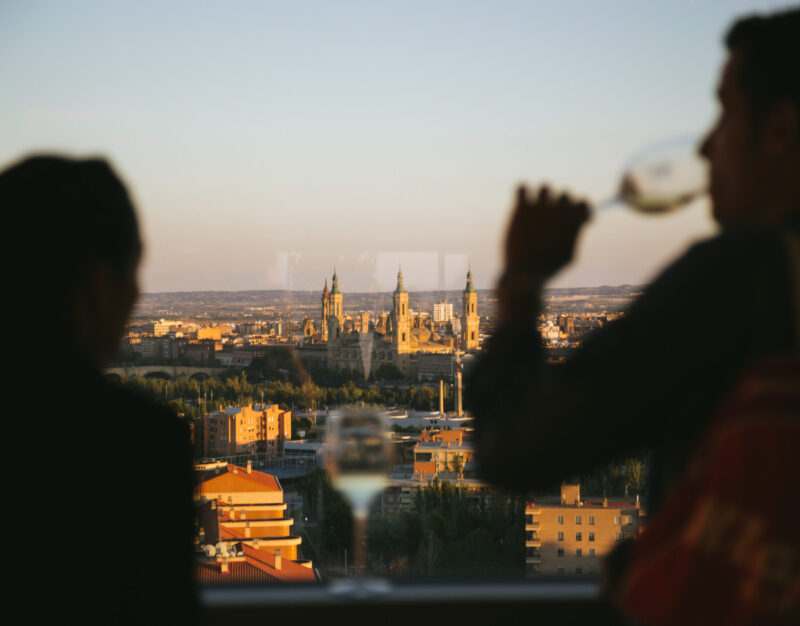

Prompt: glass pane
[{"left": 4, "top": 0, "right": 781, "bottom": 601}]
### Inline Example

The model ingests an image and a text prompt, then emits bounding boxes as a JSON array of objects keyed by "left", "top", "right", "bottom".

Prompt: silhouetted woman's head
[{"left": 1, "top": 154, "right": 142, "bottom": 365}]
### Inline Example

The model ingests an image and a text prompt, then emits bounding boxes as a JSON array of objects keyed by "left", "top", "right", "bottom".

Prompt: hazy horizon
[
  {"left": 2, "top": 1, "right": 793, "bottom": 292},
  {"left": 136, "top": 282, "right": 647, "bottom": 296}
]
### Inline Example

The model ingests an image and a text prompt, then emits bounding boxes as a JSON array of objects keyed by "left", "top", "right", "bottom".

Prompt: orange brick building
[
  {"left": 197, "top": 326, "right": 223, "bottom": 341},
  {"left": 525, "top": 484, "right": 643, "bottom": 577},
  {"left": 195, "top": 462, "right": 315, "bottom": 583},
  {"left": 202, "top": 403, "right": 291, "bottom": 457},
  {"left": 413, "top": 428, "right": 473, "bottom": 479}
]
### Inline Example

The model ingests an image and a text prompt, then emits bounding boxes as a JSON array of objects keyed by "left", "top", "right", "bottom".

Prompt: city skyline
[{"left": 2, "top": 1, "right": 792, "bottom": 292}]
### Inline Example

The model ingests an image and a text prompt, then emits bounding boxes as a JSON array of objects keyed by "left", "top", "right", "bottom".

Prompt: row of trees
[
  {"left": 300, "top": 470, "right": 526, "bottom": 580},
  {"left": 579, "top": 458, "right": 646, "bottom": 497},
  {"left": 116, "top": 371, "right": 454, "bottom": 420}
]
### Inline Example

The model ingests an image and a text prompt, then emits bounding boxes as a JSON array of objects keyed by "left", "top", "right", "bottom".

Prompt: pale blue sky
[{"left": 1, "top": 1, "right": 795, "bottom": 292}]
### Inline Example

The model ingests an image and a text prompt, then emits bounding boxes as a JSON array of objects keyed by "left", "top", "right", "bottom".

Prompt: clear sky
[{"left": 1, "top": 1, "right": 795, "bottom": 293}]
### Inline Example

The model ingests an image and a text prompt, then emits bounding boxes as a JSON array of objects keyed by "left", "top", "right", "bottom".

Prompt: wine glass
[
  {"left": 326, "top": 409, "right": 391, "bottom": 578},
  {"left": 597, "top": 135, "right": 707, "bottom": 214}
]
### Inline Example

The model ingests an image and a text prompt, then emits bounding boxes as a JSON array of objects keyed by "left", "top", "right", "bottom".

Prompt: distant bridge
[{"left": 104, "top": 365, "right": 224, "bottom": 380}]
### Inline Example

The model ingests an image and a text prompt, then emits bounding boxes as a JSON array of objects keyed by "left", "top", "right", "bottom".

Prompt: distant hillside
[{"left": 131, "top": 285, "right": 645, "bottom": 322}]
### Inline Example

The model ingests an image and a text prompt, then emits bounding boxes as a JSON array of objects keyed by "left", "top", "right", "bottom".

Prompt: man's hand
[
  {"left": 505, "top": 185, "right": 590, "bottom": 275},
  {"left": 499, "top": 185, "right": 590, "bottom": 322}
]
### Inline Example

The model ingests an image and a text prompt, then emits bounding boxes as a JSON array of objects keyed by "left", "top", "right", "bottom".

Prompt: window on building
[
  {"left": 588, "top": 532, "right": 595, "bottom": 542},
  {"left": 557, "top": 548, "right": 564, "bottom": 557},
  {"left": 557, "top": 564, "right": 565, "bottom": 575},
  {"left": 575, "top": 515, "right": 582, "bottom": 525},
  {"left": 575, "top": 532, "right": 582, "bottom": 541},
  {"left": 615, "top": 533, "right": 622, "bottom": 542},
  {"left": 615, "top": 516, "right": 622, "bottom": 525},
  {"left": 557, "top": 515, "right": 564, "bottom": 525},
  {"left": 576, "top": 567, "right": 583, "bottom": 575},
  {"left": 589, "top": 549, "right": 596, "bottom": 558},
  {"left": 558, "top": 532, "right": 564, "bottom": 542},
  {"left": 588, "top": 516, "right": 595, "bottom": 525},
  {"left": 576, "top": 549, "right": 582, "bottom": 558}
]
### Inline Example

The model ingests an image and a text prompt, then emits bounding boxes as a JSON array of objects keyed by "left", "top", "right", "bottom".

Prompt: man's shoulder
[
  {"left": 687, "top": 223, "right": 788, "bottom": 256},
  {"left": 658, "top": 224, "right": 792, "bottom": 286},
  {"left": 620, "top": 223, "right": 796, "bottom": 333},
  {"left": 102, "top": 381, "right": 172, "bottom": 415},
  {"left": 97, "top": 380, "right": 190, "bottom": 441}
]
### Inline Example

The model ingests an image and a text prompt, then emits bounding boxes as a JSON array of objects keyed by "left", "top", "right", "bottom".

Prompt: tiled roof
[
  {"left": 242, "top": 543, "right": 316, "bottom": 583},
  {"left": 195, "top": 561, "right": 275, "bottom": 585},
  {"left": 199, "top": 465, "right": 282, "bottom": 494},
  {"left": 196, "top": 543, "right": 316, "bottom": 585},
  {"left": 219, "top": 525, "right": 245, "bottom": 539}
]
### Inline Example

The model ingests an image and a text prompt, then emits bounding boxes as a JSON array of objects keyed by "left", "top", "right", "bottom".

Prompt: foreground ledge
[{"left": 201, "top": 580, "right": 627, "bottom": 624}]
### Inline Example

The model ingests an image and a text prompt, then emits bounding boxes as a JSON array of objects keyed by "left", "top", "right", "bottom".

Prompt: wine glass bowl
[{"left": 601, "top": 135, "right": 708, "bottom": 214}]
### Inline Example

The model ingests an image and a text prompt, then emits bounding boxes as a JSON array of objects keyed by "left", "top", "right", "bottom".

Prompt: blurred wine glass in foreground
[
  {"left": 597, "top": 135, "right": 707, "bottom": 214},
  {"left": 326, "top": 410, "right": 391, "bottom": 577}
]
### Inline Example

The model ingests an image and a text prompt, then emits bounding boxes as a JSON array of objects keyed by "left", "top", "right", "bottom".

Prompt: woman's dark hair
[
  {"left": 0, "top": 155, "right": 141, "bottom": 305},
  {"left": 725, "top": 8, "right": 800, "bottom": 128}
]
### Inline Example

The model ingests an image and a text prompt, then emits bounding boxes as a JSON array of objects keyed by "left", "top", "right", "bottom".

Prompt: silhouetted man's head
[
  {"left": 700, "top": 8, "right": 800, "bottom": 226},
  {"left": 1, "top": 155, "right": 141, "bottom": 366}
]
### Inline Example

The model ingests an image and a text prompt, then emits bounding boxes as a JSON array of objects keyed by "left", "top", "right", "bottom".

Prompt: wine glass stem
[{"left": 353, "top": 512, "right": 368, "bottom": 576}]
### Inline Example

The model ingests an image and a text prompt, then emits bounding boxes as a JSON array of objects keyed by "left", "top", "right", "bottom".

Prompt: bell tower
[
  {"left": 330, "top": 268, "right": 344, "bottom": 326},
  {"left": 392, "top": 267, "right": 411, "bottom": 353},
  {"left": 321, "top": 278, "right": 330, "bottom": 341},
  {"left": 328, "top": 268, "right": 344, "bottom": 341},
  {"left": 462, "top": 267, "right": 479, "bottom": 350}
]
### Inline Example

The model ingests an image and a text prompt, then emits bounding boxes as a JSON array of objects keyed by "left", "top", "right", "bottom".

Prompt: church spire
[
  {"left": 395, "top": 265, "right": 406, "bottom": 294},
  {"left": 331, "top": 266, "right": 341, "bottom": 294},
  {"left": 464, "top": 266, "right": 475, "bottom": 293}
]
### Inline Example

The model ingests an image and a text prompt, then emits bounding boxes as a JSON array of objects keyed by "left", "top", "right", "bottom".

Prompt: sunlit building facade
[
  {"left": 195, "top": 462, "right": 315, "bottom": 583},
  {"left": 526, "top": 484, "right": 642, "bottom": 577},
  {"left": 202, "top": 403, "right": 291, "bottom": 458}
]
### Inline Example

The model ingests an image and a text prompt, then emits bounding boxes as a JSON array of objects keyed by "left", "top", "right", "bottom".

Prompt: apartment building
[
  {"left": 413, "top": 428, "right": 474, "bottom": 479},
  {"left": 195, "top": 462, "right": 315, "bottom": 583},
  {"left": 526, "top": 484, "right": 642, "bottom": 577},
  {"left": 202, "top": 403, "right": 291, "bottom": 458}
]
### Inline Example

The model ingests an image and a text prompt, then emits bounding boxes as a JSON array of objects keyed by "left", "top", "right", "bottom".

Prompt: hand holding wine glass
[
  {"left": 504, "top": 185, "right": 591, "bottom": 279},
  {"left": 500, "top": 186, "right": 590, "bottom": 322},
  {"left": 499, "top": 136, "right": 707, "bottom": 322}
]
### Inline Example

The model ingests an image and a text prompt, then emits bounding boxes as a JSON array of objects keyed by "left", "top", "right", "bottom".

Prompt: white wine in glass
[{"left": 598, "top": 135, "right": 707, "bottom": 214}]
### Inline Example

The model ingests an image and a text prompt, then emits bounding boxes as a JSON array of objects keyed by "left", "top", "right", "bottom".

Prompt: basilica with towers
[{"left": 297, "top": 267, "right": 480, "bottom": 379}]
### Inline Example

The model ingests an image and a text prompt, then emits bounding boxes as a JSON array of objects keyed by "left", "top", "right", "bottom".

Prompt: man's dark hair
[
  {"left": 725, "top": 8, "right": 800, "bottom": 126},
  {"left": 0, "top": 155, "right": 141, "bottom": 304}
]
